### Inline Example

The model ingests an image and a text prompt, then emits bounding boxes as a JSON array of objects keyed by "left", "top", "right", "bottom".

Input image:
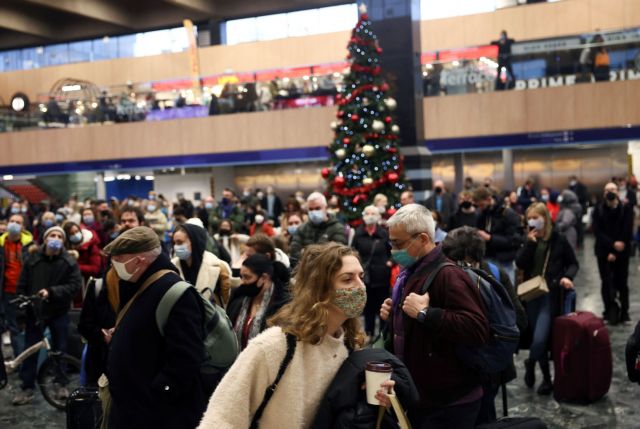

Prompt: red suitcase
[{"left": 552, "top": 311, "right": 612, "bottom": 403}]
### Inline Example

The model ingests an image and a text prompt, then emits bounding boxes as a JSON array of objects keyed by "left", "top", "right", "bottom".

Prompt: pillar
[
  {"left": 366, "top": 0, "right": 431, "bottom": 202},
  {"left": 502, "top": 148, "right": 514, "bottom": 191}
]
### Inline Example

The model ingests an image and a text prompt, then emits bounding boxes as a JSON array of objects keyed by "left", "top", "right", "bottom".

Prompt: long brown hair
[
  {"left": 526, "top": 202, "right": 553, "bottom": 241},
  {"left": 269, "top": 242, "right": 366, "bottom": 350}
]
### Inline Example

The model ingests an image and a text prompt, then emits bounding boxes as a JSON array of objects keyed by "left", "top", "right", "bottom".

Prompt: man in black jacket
[
  {"left": 473, "top": 187, "right": 522, "bottom": 285},
  {"left": 592, "top": 182, "right": 634, "bottom": 324},
  {"left": 13, "top": 226, "right": 82, "bottom": 405},
  {"left": 103, "top": 227, "right": 206, "bottom": 429},
  {"left": 424, "top": 180, "right": 457, "bottom": 231}
]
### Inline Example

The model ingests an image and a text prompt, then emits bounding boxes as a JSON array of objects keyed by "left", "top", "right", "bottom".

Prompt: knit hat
[{"left": 44, "top": 226, "right": 66, "bottom": 241}]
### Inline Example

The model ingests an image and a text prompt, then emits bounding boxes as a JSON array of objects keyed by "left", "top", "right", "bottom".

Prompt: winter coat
[
  {"left": 16, "top": 246, "right": 82, "bottom": 320},
  {"left": 476, "top": 201, "right": 522, "bottom": 262},
  {"left": 226, "top": 275, "right": 290, "bottom": 337},
  {"left": 389, "top": 246, "right": 490, "bottom": 409},
  {"left": 172, "top": 250, "right": 232, "bottom": 307},
  {"left": 556, "top": 189, "right": 582, "bottom": 251},
  {"left": 449, "top": 209, "right": 477, "bottom": 230},
  {"left": 351, "top": 225, "right": 391, "bottom": 289},
  {"left": 591, "top": 200, "right": 634, "bottom": 258},
  {"left": 71, "top": 228, "right": 104, "bottom": 281},
  {"left": 310, "top": 348, "right": 419, "bottom": 429},
  {"left": 424, "top": 192, "right": 457, "bottom": 230},
  {"left": 197, "top": 327, "right": 349, "bottom": 429},
  {"left": 107, "top": 253, "right": 206, "bottom": 429},
  {"left": 0, "top": 230, "right": 34, "bottom": 299},
  {"left": 289, "top": 216, "right": 347, "bottom": 267},
  {"left": 516, "top": 231, "right": 579, "bottom": 321},
  {"left": 78, "top": 277, "right": 116, "bottom": 386}
]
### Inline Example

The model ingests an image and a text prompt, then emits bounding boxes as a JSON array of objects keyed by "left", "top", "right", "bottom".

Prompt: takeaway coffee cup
[{"left": 365, "top": 361, "right": 392, "bottom": 405}]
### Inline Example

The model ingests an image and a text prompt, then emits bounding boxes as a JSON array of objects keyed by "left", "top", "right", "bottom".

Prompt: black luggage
[
  {"left": 475, "top": 417, "right": 548, "bottom": 429},
  {"left": 66, "top": 387, "right": 102, "bottom": 429}
]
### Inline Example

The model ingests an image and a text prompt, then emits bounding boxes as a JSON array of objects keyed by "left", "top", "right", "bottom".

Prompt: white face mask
[
  {"left": 527, "top": 218, "right": 544, "bottom": 231},
  {"left": 112, "top": 256, "right": 139, "bottom": 281},
  {"left": 363, "top": 214, "right": 380, "bottom": 225}
]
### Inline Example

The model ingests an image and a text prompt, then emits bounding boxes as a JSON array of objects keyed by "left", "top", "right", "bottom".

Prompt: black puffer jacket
[
  {"left": 476, "top": 201, "right": 522, "bottom": 262},
  {"left": 311, "top": 348, "right": 419, "bottom": 429},
  {"left": 16, "top": 246, "right": 82, "bottom": 320}
]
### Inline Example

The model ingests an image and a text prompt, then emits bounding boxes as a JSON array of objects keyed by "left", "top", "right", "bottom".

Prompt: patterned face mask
[{"left": 332, "top": 286, "right": 367, "bottom": 319}]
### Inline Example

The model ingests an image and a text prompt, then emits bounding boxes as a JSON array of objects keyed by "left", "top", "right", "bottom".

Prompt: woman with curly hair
[{"left": 198, "top": 242, "right": 395, "bottom": 429}]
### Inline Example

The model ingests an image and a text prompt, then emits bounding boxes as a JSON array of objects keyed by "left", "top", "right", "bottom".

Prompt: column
[
  {"left": 502, "top": 148, "right": 514, "bottom": 191},
  {"left": 366, "top": 0, "right": 431, "bottom": 202},
  {"left": 453, "top": 152, "right": 464, "bottom": 192}
]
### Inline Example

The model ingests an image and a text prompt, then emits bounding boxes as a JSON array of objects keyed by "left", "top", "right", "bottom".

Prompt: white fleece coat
[
  {"left": 172, "top": 250, "right": 232, "bottom": 306},
  {"left": 197, "top": 326, "right": 349, "bottom": 429}
]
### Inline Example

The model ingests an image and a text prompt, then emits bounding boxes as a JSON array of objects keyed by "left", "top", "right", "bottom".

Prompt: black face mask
[
  {"left": 484, "top": 183, "right": 490, "bottom": 188},
  {"left": 434, "top": 187, "right": 443, "bottom": 194},
  {"left": 605, "top": 192, "right": 617, "bottom": 202},
  {"left": 460, "top": 201, "right": 473, "bottom": 209},
  {"left": 100, "top": 210, "right": 111, "bottom": 218},
  {"left": 219, "top": 229, "right": 231, "bottom": 236},
  {"left": 235, "top": 281, "right": 261, "bottom": 298}
]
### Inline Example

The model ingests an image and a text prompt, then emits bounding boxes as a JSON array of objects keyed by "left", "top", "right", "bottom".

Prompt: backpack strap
[
  {"left": 419, "top": 262, "right": 457, "bottom": 294},
  {"left": 156, "top": 281, "right": 192, "bottom": 336},
  {"left": 250, "top": 333, "right": 297, "bottom": 429}
]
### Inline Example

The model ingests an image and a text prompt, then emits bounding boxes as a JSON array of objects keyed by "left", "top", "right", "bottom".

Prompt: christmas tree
[{"left": 322, "top": 3, "right": 408, "bottom": 226}]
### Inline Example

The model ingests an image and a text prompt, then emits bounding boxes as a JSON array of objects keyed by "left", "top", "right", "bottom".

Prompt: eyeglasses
[{"left": 389, "top": 233, "right": 421, "bottom": 250}]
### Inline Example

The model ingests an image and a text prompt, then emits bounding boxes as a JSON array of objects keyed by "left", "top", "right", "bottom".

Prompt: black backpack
[{"left": 421, "top": 262, "right": 520, "bottom": 377}]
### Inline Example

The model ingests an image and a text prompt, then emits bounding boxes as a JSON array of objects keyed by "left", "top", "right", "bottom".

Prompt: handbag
[
  {"left": 375, "top": 390, "right": 412, "bottom": 429},
  {"left": 98, "top": 269, "right": 173, "bottom": 429},
  {"left": 517, "top": 247, "right": 551, "bottom": 302}
]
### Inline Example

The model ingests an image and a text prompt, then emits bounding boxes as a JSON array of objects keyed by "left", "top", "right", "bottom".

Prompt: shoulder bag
[{"left": 517, "top": 247, "right": 551, "bottom": 302}]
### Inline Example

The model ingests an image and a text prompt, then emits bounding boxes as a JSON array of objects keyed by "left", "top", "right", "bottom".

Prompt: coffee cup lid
[{"left": 365, "top": 361, "right": 392, "bottom": 372}]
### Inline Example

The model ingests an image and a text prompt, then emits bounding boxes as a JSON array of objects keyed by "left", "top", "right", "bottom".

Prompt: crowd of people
[{"left": 0, "top": 173, "right": 638, "bottom": 428}]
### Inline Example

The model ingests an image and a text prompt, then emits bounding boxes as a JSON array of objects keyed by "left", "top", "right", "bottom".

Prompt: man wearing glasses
[{"left": 379, "top": 204, "right": 489, "bottom": 429}]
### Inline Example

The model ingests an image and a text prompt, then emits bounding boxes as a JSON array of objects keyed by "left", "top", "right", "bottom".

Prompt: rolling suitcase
[
  {"left": 475, "top": 417, "right": 547, "bottom": 428},
  {"left": 66, "top": 386, "right": 102, "bottom": 429},
  {"left": 552, "top": 311, "right": 612, "bottom": 403}
]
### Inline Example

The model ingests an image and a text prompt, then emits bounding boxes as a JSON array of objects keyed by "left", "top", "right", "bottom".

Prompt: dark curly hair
[{"left": 441, "top": 226, "right": 486, "bottom": 264}]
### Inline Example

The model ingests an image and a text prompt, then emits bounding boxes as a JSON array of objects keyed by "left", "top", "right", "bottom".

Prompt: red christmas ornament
[
  {"left": 351, "top": 114, "right": 360, "bottom": 122},
  {"left": 381, "top": 83, "right": 390, "bottom": 91},
  {"left": 337, "top": 110, "right": 344, "bottom": 118},
  {"left": 347, "top": 52, "right": 352, "bottom": 59},
  {"left": 334, "top": 176, "right": 345, "bottom": 187},
  {"left": 342, "top": 137, "right": 351, "bottom": 145},
  {"left": 352, "top": 195, "right": 361, "bottom": 204},
  {"left": 361, "top": 13, "right": 369, "bottom": 20},
  {"left": 387, "top": 172, "right": 399, "bottom": 183},
  {"left": 387, "top": 147, "right": 398, "bottom": 153},
  {"left": 376, "top": 47, "right": 382, "bottom": 54},
  {"left": 321, "top": 168, "right": 330, "bottom": 178},
  {"left": 384, "top": 116, "right": 392, "bottom": 123},
  {"left": 336, "top": 94, "right": 342, "bottom": 101},
  {"left": 387, "top": 207, "right": 397, "bottom": 216}
]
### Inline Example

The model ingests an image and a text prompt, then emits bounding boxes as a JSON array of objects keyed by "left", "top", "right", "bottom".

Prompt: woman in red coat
[{"left": 63, "top": 221, "right": 104, "bottom": 307}]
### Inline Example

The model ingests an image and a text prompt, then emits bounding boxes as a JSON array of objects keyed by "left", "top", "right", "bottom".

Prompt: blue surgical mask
[
  {"left": 308, "top": 209, "right": 325, "bottom": 225},
  {"left": 10, "top": 207, "right": 20, "bottom": 214},
  {"left": 83, "top": 216, "right": 95, "bottom": 225},
  {"left": 147, "top": 205, "right": 156, "bottom": 212},
  {"left": 205, "top": 202, "right": 214, "bottom": 210},
  {"left": 43, "top": 219, "right": 54, "bottom": 229},
  {"left": 174, "top": 244, "right": 192, "bottom": 261},
  {"left": 69, "top": 231, "right": 83, "bottom": 244},
  {"left": 55, "top": 214, "right": 65, "bottom": 223},
  {"left": 287, "top": 225, "right": 298, "bottom": 235},
  {"left": 47, "top": 238, "right": 63, "bottom": 251},
  {"left": 7, "top": 222, "right": 21, "bottom": 235},
  {"left": 391, "top": 248, "right": 417, "bottom": 268}
]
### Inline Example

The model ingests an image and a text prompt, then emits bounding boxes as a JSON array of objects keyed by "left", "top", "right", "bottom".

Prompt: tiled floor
[{"left": 1, "top": 235, "right": 639, "bottom": 428}]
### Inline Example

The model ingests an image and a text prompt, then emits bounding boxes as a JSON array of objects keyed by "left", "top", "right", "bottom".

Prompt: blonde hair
[
  {"left": 526, "top": 202, "right": 553, "bottom": 241},
  {"left": 269, "top": 242, "right": 366, "bottom": 350}
]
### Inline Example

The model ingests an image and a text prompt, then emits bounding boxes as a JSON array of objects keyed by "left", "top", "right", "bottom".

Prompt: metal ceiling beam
[
  {"left": 163, "top": 0, "right": 216, "bottom": 16},
  {"left": 0, "top": 6, "right": 57, "bottom": 40},
  {"left": 21, "top": 0, "right": 135, "bottom": 29}
]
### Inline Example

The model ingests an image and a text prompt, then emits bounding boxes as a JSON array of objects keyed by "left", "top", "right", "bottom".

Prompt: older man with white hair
[
  {"left": 289, "top": 192, "right": 346, "bottom": 267},
  {"left": 379, "top": 204, "right": 489, "bottom": 428}
]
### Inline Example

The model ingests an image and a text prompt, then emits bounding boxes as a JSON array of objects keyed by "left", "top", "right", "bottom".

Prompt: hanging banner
[{"left": 183, "top": 19, "right": 202, "bottom": 102}]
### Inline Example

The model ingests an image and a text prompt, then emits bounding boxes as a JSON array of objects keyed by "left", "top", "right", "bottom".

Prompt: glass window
[
  {"left": 116, "top": 35, "right": 135, "bottom": 59},
  {"left": 286, "top": 9, "right": 319, "bottom": 38},
  {"left": 316, "top": 4, "right": 358, "bottom": 33},
  {"left": 21, "top": 47, "right": 42, "bottom": 70},
  {"left": 68, "top": 40, "right": 93, "bottom": 63},
  {"left": 44, "top": 43, "right": 69, "bottom": 66},
  {"left": 3, "top": 50, "right": 22, "bottom": 72},
  {"left": 225, "top": 17, "right": 257, "bottom": 45},
  {"left": 255, "top": 13, "right": 287, "bottom": 41}
]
